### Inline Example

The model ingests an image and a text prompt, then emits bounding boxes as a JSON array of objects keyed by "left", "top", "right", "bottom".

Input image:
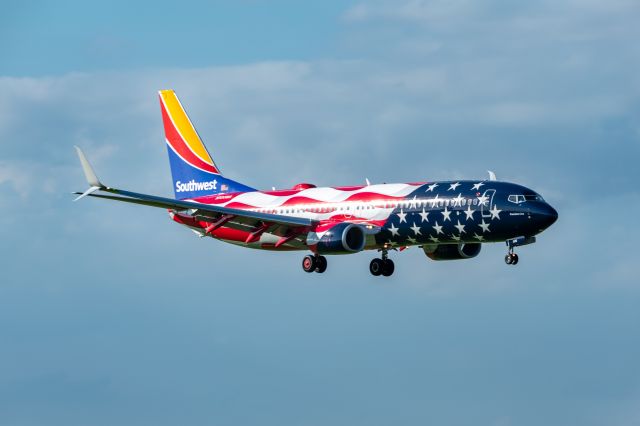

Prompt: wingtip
[
  {"left": 75, "top": 146, "right": 104, "bottom": 188},
  {"left": 73, "top": 186, "right": 101, "bottom": 201}
]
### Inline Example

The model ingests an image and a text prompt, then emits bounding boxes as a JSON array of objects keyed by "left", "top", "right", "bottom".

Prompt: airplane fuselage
[{"left": 170, "top": 180, "right": 558, "bottom": 252}]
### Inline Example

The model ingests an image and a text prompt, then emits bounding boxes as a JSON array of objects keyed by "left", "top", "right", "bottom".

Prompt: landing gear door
[{"left": 481, "top": 189, "right": 496, "bottom": 218}]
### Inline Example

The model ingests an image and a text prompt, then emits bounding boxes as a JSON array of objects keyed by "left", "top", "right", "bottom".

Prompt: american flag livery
[{"left": 74, "top": 91, "right": 558, "bottom": 276}]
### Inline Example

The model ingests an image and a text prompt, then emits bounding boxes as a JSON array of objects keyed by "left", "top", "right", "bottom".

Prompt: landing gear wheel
[
  {"left": 315, "top": 256, "right": 327, "bottom": 273},
  {"left": 370, "top": 258, "right": 384, "bottom": 276},
  {"left": 505, "top": 253, "right": 519, "bottom": 265},
  {"left": 381, "top": 259, "right": 395, "bottom": 277},
  {"left": 302, "top": 255, "right": 317, "bottom": 273}
]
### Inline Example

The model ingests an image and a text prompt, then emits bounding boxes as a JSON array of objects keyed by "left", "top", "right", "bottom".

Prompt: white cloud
[
  {"left": 0, "top": 50, "right": 636, "bottom": 203},
  {"left": 0, "top": 161, "right": 33, "bottom": 198}
]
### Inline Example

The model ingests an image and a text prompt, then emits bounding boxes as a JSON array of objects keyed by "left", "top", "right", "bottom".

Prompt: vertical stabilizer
[{"left": 159, "top": 90, "right": 255, "bottom": 199}]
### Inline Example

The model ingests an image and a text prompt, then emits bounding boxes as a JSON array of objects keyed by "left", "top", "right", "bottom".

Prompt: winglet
[
  {"left": 74, "top": 146, "right": 106, "bottom": 201},
  {"left": 75, "top": 146, "right": 104, "bottom": 188},
  {"left": 73, "top": 185, "right": 101, "bottom": 201},
  {"left": 488, "top": 170, "right": 497, "bottom": 181}
]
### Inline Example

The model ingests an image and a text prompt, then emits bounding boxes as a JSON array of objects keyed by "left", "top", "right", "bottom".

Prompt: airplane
[{"left": 74, "top": 90, "right": 558, "bottom": 277}]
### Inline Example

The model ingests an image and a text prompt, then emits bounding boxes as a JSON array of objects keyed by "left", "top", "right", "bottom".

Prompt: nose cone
[{"left": 532, "top": 203, "right": 558, "bottom": 232}]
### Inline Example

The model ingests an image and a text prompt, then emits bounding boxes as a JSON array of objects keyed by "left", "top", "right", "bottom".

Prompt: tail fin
[{"left": 159, "top": 90, "right": 255, "bottom": 199}]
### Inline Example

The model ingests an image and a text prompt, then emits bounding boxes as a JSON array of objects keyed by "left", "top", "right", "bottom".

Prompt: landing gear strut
[
  {"left": 302, "top": 254, "right": 327, "bottom": 273},
  {"left": 370, "top": 249, "right": 395, "bottom": 277}
]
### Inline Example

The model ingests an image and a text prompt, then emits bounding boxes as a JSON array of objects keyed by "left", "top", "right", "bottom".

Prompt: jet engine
[
  {"left": 312, "top": 223, "right": 366, "bottom": 255},
  {"left": 423, "top": 243, "right": 481, "bottom": 261}
]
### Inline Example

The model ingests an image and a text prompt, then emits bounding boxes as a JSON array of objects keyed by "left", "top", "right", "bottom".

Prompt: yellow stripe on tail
[{"left": 159, "top": 90, "right": 216, "bottom": 168}]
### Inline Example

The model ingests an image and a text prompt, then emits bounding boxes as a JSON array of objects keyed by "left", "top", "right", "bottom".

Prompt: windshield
[{"left": 508, "top": 194, "right": 544, "bottom": 204}]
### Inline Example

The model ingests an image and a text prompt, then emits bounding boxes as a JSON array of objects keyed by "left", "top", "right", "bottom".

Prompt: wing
[{"left": 73, "top": 147, "right": 316, "bottom": 244}]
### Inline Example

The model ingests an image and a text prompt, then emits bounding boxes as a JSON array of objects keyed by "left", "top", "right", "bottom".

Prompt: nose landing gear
[
  {"left": 370, "top": 249, "right": 395, "bottom": 277},
  {"left": 302, "top": 254, "right": 328, "bottom": 273},
  {"left": 504, "top": 236, "right": 535, "bottom": 266},
  {"left": 505, "top": 251, "right": 519, "bottom": 265}
]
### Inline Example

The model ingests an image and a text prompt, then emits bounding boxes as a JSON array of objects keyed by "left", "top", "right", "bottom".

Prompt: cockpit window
[{"left": 508, "top": 194, "right": 544, "bottom": 204}]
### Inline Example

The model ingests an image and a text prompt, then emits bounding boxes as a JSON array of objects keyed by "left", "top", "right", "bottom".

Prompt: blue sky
[{"left": 1, "top": 1, "right": 640, "bottom": 425}]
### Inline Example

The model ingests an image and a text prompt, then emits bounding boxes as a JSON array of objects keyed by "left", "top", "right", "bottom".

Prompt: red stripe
[
  {"left": 343, "top": 192, "right": 404, "bottom": 202},
  {"left": 160, "top": 100, "right": 219, "bottom": 174},
  {"left": 192, "top": 193, "right": 241, "bottom": 204},
  {"left": 280, "top": 196, "right": 327, "bottom": 206},
  {"left": 313, "top": 218, "right": 386, "bottom": 233}
]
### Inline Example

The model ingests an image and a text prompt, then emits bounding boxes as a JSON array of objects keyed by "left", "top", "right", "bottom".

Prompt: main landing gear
[
  {"left": 302, "top": 254, "right": 327, "bottom": 273},
  {"left": 370, "top": 249, "right": 395, "bottom": 277},
  {"left": 301, "top": 251, "right": 395, "bottom": 276}
]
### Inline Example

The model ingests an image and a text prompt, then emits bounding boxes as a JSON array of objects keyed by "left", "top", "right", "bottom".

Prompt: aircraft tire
[
  {"left": 511, "top": 254, "right": 519, "bottom": 265},
  {"left": 369, "top": 258, "right": 383, "bottom": 276},
  {"left": 315, "top": 256, "right": 327, "bottom": 273},
  {"left": 381, "top": 259, "right": 395, "bottom": 277},
  {"left": 303, "top": 255, "right": 317, "bottom": 273}
]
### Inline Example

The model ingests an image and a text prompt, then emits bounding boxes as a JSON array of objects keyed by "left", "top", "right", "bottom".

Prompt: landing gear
[
  {"left": 382, "top": 259, "right": 395, "bottom": 276},
  {"left": 302, "top": 254, "right": 327, "bottom": 273},
  {"left": 315, "top": 255, "right": 327, "bottom": 273},
  {"left": 504, "top": 236, "right": 535, "bottom": 266},
  {"left": 505, "top": 252, "right": 519, "bottom": 265},
  {"left": 370, "top": 250, "right": 395, "bottom": 277},
  {"left": 370, "top": 258, "right": 384, "bottom": 276}
]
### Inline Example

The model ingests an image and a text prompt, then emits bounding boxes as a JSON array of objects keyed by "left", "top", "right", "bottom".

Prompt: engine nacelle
[
  {"left": 312, "top": 223, "right": 366, "bottom": 255},
  {"left": 423, "top": 243, "right": 482, "bottom": 261}
]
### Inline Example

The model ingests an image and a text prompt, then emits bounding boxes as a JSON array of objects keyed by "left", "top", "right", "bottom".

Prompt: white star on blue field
[{"left": 1, "top": 1, "right": 640, "bottom": 425}]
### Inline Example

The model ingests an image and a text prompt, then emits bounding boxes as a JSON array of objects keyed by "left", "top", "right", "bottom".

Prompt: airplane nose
[{"left": 534, "top": 203, "right": 558, "bottom": 231}]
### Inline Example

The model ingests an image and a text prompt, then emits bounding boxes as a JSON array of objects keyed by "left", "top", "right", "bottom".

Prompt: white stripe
[{"left": 223, "top": 183, "right": 420, "bottom": 207}]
